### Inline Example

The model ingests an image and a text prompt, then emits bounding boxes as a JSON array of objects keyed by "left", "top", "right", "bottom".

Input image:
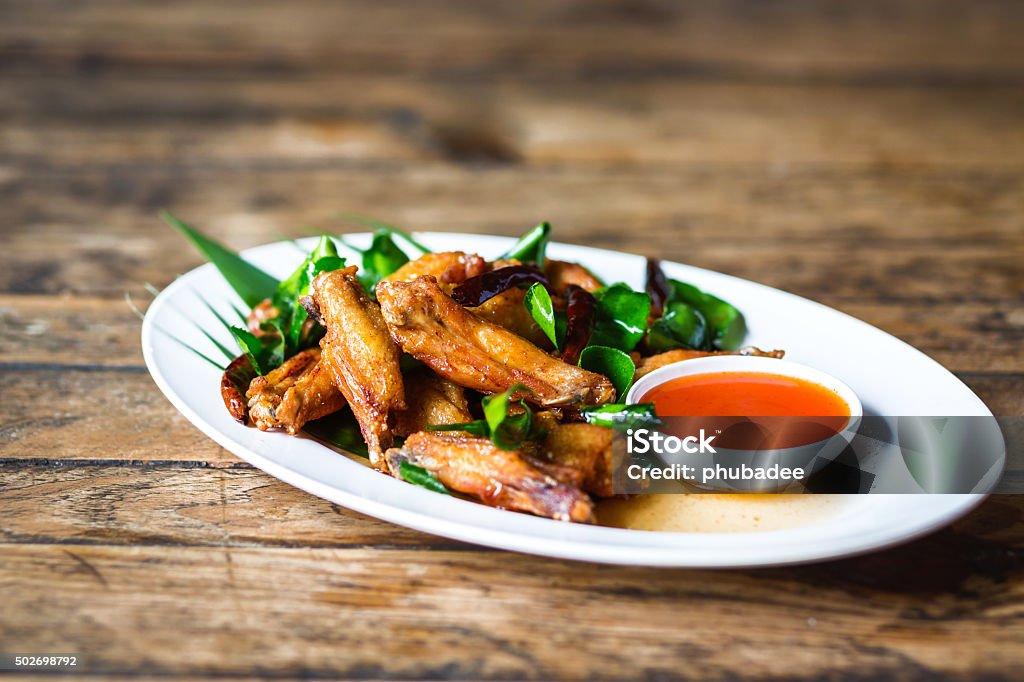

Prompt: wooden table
[{"left": 2, "top": 2, "right": 1022, "bottom": 679}]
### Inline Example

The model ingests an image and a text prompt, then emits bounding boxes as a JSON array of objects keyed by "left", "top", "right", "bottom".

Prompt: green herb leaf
[
  {"left": 229, "top": 325, "right": 283, "bottom": 376},
  {"left": 358, "top": 230, "right": 411, "bottom": 292},
  {"left": 272, "top": 237, "right": 346, "bottom": 357},
  {"left": 482, "top": 383, "right": 534, "bottom": 450},
  {"left": 500, "top": 222, "right": 551, "bottom": 264},
  {"left": 162, "top": 211, "right": 278, "bottom": 308},
  {"left": 424, "top": 420, "right": 491, "bottom": 437},
  {"left": 524, "top": 282, "right": 558, "bottom": 348},
  {"left": 578, "top": 345, "right": 635, "bottom": 398},
  {"left": 668, "top": 280, "right": 747, "bottom": 350},
  {"left": 580, "top": 403, "right": 664, "bottom": 431},
  {"left": 590, "top": 283, "right": 651, "bottom": 352},
  {"left": 398, "top": 461, "right": 450, "bottom": 495},
  {"left": 645, "top": 301, "right": 708, "bottom": 353}
]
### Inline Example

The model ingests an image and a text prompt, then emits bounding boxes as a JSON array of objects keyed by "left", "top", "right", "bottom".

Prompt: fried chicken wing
[
  {"left": 383, "top": 251, "right": 487, "bottom": 292},
  {"left": 470, "top": 286, "right": 551, "bottom": 348},
  {"left": 307, "top": 267, "right": 405, "bottom": 466},
  {"left": 394, "top": 367, "right": 473, "bottom": 437},
  {"left": 246, "top": 348, "right": 347, "bottom": 434},
  {"left": 385, "top": 431, "right": 595, "bottom": 523},
  {"left": 528, "top": 423, "right": 616, "bottom": 497},
  {"left": 634, "top": 346, "right": 786, "bottom": 380},
  {"left": 377, "top": 276, "right": 615, "bottom": 407}
]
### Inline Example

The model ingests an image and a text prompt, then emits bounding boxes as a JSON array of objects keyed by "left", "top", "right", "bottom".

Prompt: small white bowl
[{"left": 625, "top": 356, "right": 863, "bottom": 492}]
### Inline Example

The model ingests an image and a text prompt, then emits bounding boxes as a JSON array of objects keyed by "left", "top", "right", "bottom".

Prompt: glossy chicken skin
[
  {"left": 308, "top": 267, "right": 405, "bottom": 467},
  {"left": 376, "top": 275, "right": 615, "bottom": 407},
  {"left": 246, "top": 348, "right": 347, "bottom": 435},
  {"left": 382, "top": 251, "right": 487, "bottom": 293},
  {"left": 385, "top": 431, "right": 595, "bottom": 523}
]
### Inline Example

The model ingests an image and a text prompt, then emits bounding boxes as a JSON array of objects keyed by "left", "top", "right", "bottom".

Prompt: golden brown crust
[
  {"left": 385, "top": 431, "right": 595, "bottom": 523},
  {"left": 311, "top": 267, "right": 405, "bottom": 467},
  {"left": 393, "top": 367, "right": 473, "bottom": 437},
  {"left": 246, "top": 348, "right": 347, "bottom": 435},
  {"left": 383, "top": 251, "right": 487, "bottom": 293},
  {"left": 377, "top": 275, "right": 615, "bottom": 407},
  {"left": 529, "top": 423, "right": 615, "bottom": 498},
  {"left": 469, "top": 286, "right": 551, "bottom": 348}
]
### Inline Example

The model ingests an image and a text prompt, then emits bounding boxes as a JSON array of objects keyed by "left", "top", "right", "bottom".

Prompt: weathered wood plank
[
  {"left": 0, "top": 368, "right": 233, "bottom": 463},
  {"left": 3, "top": 0, "right": 1022, "bottom": 83},
  {"left": 0, "top": 464, "right": 453, "bottom": 549},
  {"left": 4, "top": 295, "right": 1023, "bottom": 374},
  {"left": 0, "top": 510, "right": 1021, "bottom": 680},
  {"left": 3, "top": 80, "right": 1023, "bottom": 168},
  {"left": 1, "top": 165, "right": 1021, "bottom": 301}
]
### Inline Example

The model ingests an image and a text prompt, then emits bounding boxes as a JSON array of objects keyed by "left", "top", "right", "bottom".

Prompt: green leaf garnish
[
  {"left": 580, "top": 403, "right": 663, "bottom": 431},
  {"left": 646, "top": 301, "right": 708, "bottom": 353},
  {"left": 229, "top": 325, "right": 283, "bottom": 376},
  {"left": 427, "top": 384, "right": 538, "bottom": 450},
  {"left": 162, "top": 211, "right": 278, "bottom": 308},
  {"left": 590, "top": 283, "right": 651, "bottom": 352},
  {"left": 578, "top": 345, "right": 635, "bottom": 398},
  {"left": 524, "top": 282, "right": 558, "bottom": 348},
  {"left": 271, "top": 236, "right": 345, "bottom": 357},
  {"left": 667, "top": 280, "right": 746, "bottom": 350},
  {"left": 347, "top": 230, "right": 411, "bottom": 293},
  {"left": 398, "top": 461, "right": 450, "bottom": 495},
  {"left": 482, "top": 383, "right": 534, "bottom": 450},
  {"left": 500, "top": 222, "right": 551, "bottom": 264}
]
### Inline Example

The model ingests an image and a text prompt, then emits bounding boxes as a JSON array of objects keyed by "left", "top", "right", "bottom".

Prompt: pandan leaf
[
  {"left": 161, "top": 211, "right": 278, "bottom": 308},
  {"left": 524, "top": 282, "right": 558, "bottom": 348},
  {"left": 578, "top": 345, "right": 635, "bottom": 398}
]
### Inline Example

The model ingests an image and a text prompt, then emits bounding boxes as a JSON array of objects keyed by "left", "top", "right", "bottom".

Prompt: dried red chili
[
  {"left": 646, "top": 258, "right": 671, "bottom": 319},
  {"left": 560, "top": 284, "right": 597, "bottom": 364},
  {"left": 451, "top": 264, "right": 549, "bottom": 307}
]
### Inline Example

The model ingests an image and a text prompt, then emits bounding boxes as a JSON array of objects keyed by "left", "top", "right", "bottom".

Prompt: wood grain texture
[
  {"left": 0, "top": 518, "right": 1022, "bottom": 681},
  {"left": 3, "top": 0, "right": 1023, "bottom": 678}
]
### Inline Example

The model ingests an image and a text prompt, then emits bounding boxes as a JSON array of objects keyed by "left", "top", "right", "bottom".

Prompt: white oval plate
[{"left": 142, "top": 233, "right": 997, "bottom": 567}]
